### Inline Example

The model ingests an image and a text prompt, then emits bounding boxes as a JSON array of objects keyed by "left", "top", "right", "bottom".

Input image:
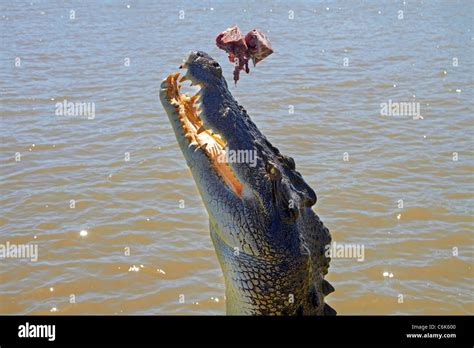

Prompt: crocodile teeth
[
  {"left": 190, "top": 94, "right": 199, "bottom": 103},
  {"left": 172, "top": 72, "right": 180, "bottom": 81},
  {"left": 195, "top": 143, "right": 207, "bottom": 152},
  {"left": 197, "top": 125, "right": 206, "bottom": 134},
  {"left": 189, "top": 141, "right": 197, "bottom": 147}
]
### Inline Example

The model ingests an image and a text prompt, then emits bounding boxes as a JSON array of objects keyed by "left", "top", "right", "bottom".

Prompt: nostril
[{"left": 196, "top": 51, "right": 204, "bottom": 57}]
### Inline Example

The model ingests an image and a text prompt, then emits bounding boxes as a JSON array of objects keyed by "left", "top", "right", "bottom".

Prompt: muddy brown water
[{"left": 0, "top": 1, "right": 473, "bottom": 314}]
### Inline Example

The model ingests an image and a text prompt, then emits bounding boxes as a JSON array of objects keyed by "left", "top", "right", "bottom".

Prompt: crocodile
[{"left": 159, "top": 51, "right": 336, "bottom": 315}]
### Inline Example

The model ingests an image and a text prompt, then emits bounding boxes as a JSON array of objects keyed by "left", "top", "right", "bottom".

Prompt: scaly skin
[{"left": 159, "top": 51, "right": 335, "bottom": 315}]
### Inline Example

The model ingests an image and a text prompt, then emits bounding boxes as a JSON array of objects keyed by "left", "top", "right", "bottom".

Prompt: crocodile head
[{"left": 160, "top": 51, "right": 335, "bottom": 315}]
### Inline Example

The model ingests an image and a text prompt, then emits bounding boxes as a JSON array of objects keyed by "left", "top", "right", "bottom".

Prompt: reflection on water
[{"left": 0, "top": 1, "right": 473, "bottom": 314}]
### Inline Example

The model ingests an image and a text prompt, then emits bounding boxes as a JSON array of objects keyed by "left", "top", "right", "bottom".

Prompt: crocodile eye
[{"left": 265, "top": 161, "right": 280, "bottom": 180}]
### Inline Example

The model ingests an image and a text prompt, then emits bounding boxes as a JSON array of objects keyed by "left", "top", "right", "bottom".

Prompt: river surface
[{"left": 1, "top": 0, "right": 473, "bottom": 314}]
